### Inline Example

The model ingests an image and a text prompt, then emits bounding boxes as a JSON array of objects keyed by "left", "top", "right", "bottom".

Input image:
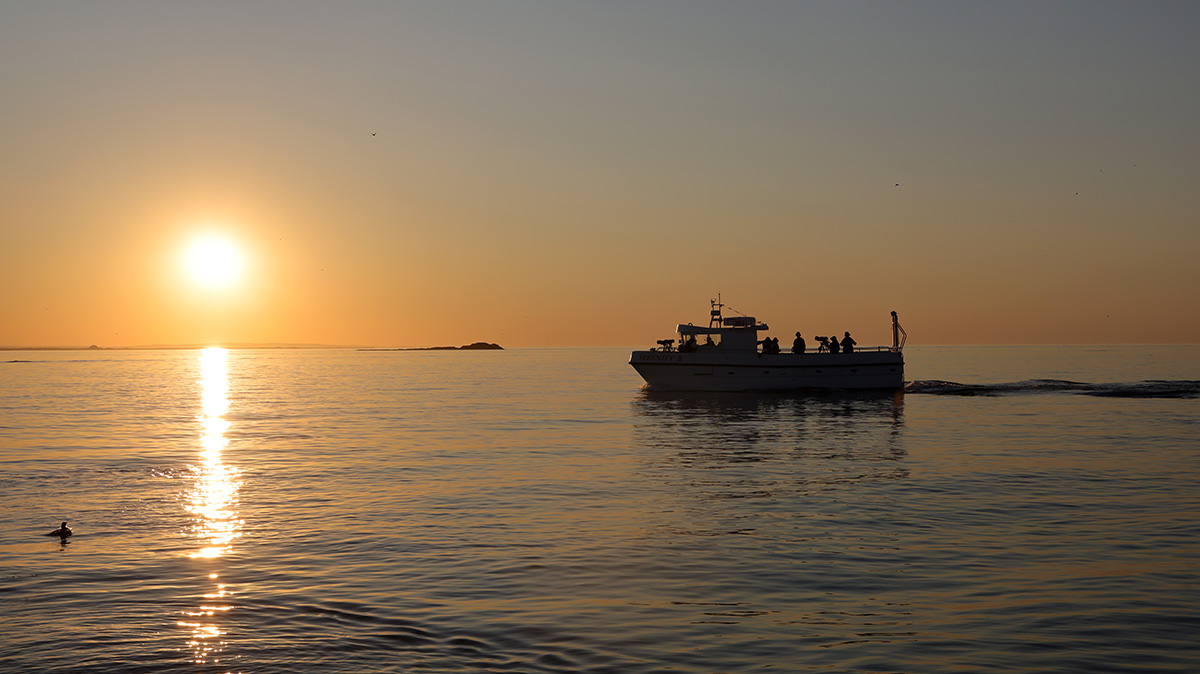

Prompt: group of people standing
[
  {"left": 775, "top": 331, "right": 856, "bottom": 355},
  {"left": 760, "top": 336, "right": 783, "bottom": 354}
]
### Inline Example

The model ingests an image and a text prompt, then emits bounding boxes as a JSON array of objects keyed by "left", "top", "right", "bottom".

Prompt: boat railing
[
  {"left": 812, "top": 345, "right": 897, "bottom": 354},
  {"left": 647, "top": 344, "right": 900, "bottom": 354}
]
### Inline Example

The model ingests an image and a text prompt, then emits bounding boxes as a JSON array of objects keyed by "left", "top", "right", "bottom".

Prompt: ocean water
[{"left": 1, "top": 345, "right": 1197, "bottom": 673}]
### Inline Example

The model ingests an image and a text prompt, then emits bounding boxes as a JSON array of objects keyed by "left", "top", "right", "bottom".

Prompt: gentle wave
[{"left": 905, "top": 378, "right": 1200, "bottom": 398}]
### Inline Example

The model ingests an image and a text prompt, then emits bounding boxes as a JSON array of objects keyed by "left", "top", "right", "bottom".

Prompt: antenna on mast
[{"left": 710, "top": 293, "right": 724, "bottom": 328}]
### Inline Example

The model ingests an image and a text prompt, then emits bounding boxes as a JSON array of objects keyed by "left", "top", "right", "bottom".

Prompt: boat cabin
[{"left": 670, "top": 314, "right": 768, "bottom": 353}]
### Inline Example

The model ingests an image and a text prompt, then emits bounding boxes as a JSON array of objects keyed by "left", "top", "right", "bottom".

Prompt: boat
[{"left": 629, "top": 299, "right": 906, "bottom": 391}]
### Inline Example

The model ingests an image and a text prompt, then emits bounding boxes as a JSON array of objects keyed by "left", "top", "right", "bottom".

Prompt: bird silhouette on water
[{"left": 46, "top": 521, "right": 73, "bottom": 538}]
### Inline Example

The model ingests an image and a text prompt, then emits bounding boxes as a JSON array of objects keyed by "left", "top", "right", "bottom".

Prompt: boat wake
[{"left": 904, "top": 379, "right": 1200, "bottom": 398}]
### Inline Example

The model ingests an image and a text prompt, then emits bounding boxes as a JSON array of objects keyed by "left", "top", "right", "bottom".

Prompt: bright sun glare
[{"left": 185, "top": 236, "right": 244, "bottom": 288}]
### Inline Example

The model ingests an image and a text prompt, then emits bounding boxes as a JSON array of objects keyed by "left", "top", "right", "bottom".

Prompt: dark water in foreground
[{"left": 2, "top": 346, "right": 1198, "bottom": 673}]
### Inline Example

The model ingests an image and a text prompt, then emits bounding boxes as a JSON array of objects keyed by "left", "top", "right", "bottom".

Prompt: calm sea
[{"left": 2, "top": 346, "right": 1198, "bottom": 673}]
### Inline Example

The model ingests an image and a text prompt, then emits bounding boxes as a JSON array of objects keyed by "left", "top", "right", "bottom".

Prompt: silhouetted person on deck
[
  {"left": 792, "top": 332, "right": 806, "bottom": 354},
  {"left": 828, "top": 335, "right": 840, "bottom": 354},
  {"left": 841, "top": 331, "right": 856, "bottom": 354}
]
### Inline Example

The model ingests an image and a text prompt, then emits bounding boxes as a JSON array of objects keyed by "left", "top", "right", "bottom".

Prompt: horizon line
[{"left": 4, "top": 342, "right": 1200, "bottom": 352}]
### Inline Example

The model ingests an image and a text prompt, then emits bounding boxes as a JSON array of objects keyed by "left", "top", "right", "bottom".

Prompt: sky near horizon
[{"left": 2, "top": 1, "right": 1198, "bottom": 348}]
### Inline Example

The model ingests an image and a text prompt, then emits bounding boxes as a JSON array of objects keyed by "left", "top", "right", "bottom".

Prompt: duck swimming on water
[{"left": 46, "top": 521, "right": 73, "bottom": 538}]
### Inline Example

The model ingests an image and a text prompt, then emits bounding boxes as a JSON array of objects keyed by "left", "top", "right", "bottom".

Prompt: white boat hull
[{"left": 629, "top": 350, "right": 904, "bottom": 391}]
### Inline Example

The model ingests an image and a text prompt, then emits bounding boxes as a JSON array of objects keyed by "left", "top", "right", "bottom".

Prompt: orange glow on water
[
  {"left": 183, "top": 348, "right": 241, "bottom": 666},
  {"left": 188, "top": 347, "right": 242, "bottom": 558}
]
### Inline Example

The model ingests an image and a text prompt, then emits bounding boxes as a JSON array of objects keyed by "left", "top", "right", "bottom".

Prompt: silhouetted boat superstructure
[{"left": 629, "top": 299, "right": 905, "bottom": 391}]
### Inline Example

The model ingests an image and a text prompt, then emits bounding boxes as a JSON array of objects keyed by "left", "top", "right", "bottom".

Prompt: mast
[{"left": 710, "top": 294, "right": 724, "bottom": 329}]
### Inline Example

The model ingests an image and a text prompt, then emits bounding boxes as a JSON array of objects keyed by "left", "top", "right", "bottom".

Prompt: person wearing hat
[
  {"left": 842, "top": 331, "right": 856, "bottom": 354},
  {"left": 792, "top": 332, "right": 806, "bottom": 354}
]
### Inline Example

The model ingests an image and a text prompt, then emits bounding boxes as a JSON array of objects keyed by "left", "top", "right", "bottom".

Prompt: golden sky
[{"left": 2, "top": 2, "right": 1198, "bottom": 347}]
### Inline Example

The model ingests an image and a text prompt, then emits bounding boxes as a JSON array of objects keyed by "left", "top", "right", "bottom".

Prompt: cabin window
[{"left": 678, "top": 332, "right": 721, "bottom": 351}]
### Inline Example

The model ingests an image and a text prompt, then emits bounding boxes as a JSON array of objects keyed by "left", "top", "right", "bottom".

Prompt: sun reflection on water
[{"left": 180, "top": 347, "right": 242, "bottom": 668}]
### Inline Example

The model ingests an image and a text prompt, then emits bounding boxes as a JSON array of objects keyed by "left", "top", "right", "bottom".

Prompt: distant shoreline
[
  {"left": 1, "top": 342, "right": 504, "bottom": 352},
  {"left": 0, "top": 344, "right": 351, "bottom": 351}
]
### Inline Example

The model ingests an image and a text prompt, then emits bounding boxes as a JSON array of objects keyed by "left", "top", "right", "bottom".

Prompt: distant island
[{"left": 359, "top": 342, "right": 503, "bottom": 352}]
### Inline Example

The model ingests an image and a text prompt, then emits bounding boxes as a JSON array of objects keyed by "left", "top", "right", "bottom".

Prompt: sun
[{"left": 184, "top": 235, "right": 244, "bottom": 288}]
